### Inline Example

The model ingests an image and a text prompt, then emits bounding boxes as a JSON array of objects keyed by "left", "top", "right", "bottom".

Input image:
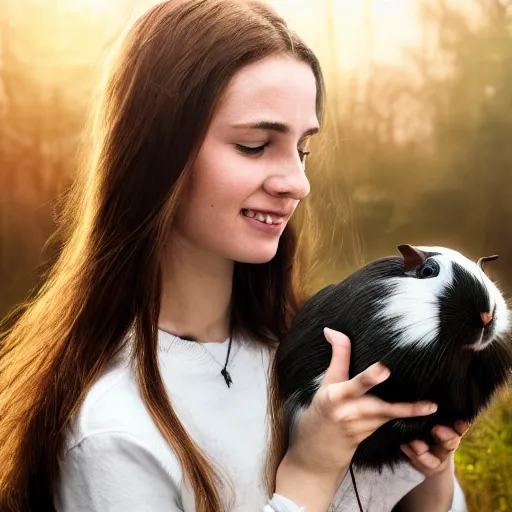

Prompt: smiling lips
[{"left": 242, "top": 208, "right": 285, "bottom": 225}]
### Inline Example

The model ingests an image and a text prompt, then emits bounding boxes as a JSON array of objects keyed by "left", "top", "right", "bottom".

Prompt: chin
[{"left": 231, "top": 244, "right": 279, "bottom": 264}]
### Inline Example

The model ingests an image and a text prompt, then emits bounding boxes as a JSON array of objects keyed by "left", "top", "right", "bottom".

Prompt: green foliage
[{"left": 455, "top": 389, "right": 512, "bottom": 511}]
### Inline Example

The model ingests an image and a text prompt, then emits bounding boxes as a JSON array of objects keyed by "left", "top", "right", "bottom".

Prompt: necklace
[
  {"left": 158, "top": 327, "right": 235, "bottom": 388},
  {"left": 350, "top": 463, "right": 364, "bottom": 511},
  {"left": 220, "top": 335, "right": 234, "bottom": 387}
]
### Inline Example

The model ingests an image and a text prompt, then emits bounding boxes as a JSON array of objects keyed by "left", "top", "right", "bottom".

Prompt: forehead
[{"left": 214, "top": 54, "right": 319, "bottom": 128}]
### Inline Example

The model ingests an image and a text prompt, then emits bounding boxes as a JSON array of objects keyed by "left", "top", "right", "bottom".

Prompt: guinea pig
[{"left": 274, "top": 244, "right": 512, "bottom": 472}]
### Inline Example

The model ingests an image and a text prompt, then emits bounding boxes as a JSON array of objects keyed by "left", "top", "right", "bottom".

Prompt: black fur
[{"left": 275, "top": 253, "right": 512, "bottom": 472}]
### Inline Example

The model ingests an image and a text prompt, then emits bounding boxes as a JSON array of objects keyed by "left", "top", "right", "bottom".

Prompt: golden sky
[
  {"left": 5, "top": 0, "right": 480, "bottom": 92},
  {"left": 271, "top": 0, "right": 423, "bottom": 73},
  {"left": 59, "top": 0, "right": 427, "bottom": 76}
]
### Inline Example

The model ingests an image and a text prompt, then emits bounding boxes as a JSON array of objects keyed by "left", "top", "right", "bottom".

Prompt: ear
[
  {"left": 397, "top": 245, "right": 427, "bottom": 272},
  {"left": 477, "top": 254, "right": 498, "bottom": 272}
]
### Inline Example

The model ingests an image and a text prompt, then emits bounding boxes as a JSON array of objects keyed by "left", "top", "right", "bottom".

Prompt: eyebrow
[{"left": 230, "top": 121, "right": 320, "bottom": 138}]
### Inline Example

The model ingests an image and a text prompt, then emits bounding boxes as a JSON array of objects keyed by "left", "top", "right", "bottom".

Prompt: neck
[{"left": 158, "top": 236, "right": 234, "bottom": 343}]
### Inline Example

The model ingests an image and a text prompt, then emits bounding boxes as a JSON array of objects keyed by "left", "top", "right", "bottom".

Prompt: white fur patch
[
  {"left": 285, "top": 372, "right": 324, "bottom": 429},
  {"left": 374, "top": 275, "right": 444, "bottom": 349}
]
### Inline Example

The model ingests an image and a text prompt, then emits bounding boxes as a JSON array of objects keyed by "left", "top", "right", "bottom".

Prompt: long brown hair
[{"left": 0, "top": 1, "right": 325, "bottom": 511}]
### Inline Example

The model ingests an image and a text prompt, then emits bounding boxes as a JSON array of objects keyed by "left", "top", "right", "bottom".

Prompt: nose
[
  {"left": 263, "top": 162, "right": 310, "bottom": 200},
  {"left": 480, "top": 311, "right": 493, "bottom": 326}
]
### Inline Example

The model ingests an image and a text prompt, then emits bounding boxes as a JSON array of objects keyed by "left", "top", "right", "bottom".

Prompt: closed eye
[
  {"left": 235, "top": 143, "right": 267, "bottom": 155},
  {"left": 235, "top": 143, "right": 311, "bottom": 163},
  {"left": 299, "top": 150, "right": 310, "bottom": 163}
]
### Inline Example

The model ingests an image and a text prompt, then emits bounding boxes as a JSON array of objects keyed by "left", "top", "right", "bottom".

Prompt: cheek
[
  {"left": 177, "top": 158, "right": 246, "bottom": 236},
  {"left": 174, "top": 141, "right": 280, "bottom": 262},
  {"left": 191, "top": 146, "right": 259, "bottom": 212}
]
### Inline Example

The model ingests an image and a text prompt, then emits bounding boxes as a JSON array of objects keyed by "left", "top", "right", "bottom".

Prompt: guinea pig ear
[
  {"left": 477, "top": 254, "right": 499, "bottom": 272},
  {"left": 397, "top": 244, "right": 426, "bottom": 272}
]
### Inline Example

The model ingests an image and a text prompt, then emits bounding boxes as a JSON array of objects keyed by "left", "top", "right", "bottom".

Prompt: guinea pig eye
[{"left": 416, "top": 259, "right": 440, "bottom": 279}]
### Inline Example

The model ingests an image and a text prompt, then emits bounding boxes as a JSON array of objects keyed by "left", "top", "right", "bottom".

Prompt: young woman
[{"left": 0, "top": 1, "right": 468, "bottom": 511}]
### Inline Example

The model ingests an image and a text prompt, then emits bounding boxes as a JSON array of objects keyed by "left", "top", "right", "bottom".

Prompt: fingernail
[
  {"left": 375, "top": 363, "right": 390, "bottom": 378},
  {"left": 323, "top": 327, "right": 335, "bottom": 344},
  {"left": 455, "top": 420, "right": 470, "bottom": 434},
  {"left": 424, "top": 402, "right": 438, "bottom": 413},
  {"left": 324, "top": 327, "right": 344, "bottom": 345}
]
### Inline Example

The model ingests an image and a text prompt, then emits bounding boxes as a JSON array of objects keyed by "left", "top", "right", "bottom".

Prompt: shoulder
[
  {"left": 66, "top": 359, "right": 145, "bottom": 443},
  {"left": 56, "top": 429, "right": 184, "bottom": 511},
  {"left": 64, "top": 351, "right": 181, "bottom": 483},
  {"left": 56, "top": 349, "right": 186, "bottom": 511}
]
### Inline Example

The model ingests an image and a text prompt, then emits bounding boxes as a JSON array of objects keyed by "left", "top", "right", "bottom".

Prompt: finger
[
  {"left": 339, "top": 417, "right": 405, "bottom": 442},
  {"left": 378, "top": 399, "right": 438, "bottom": 420},
  {"left": 327, "top": 362, "right": 391, "bottom": 399},
  {"left": 338, "top": 395, "right": 437, "bottom": 419},
  {"left": 401, "top": 442, "right": 442, "bottom": 470},
  {"left": 409, "top": 439, "right": 430, "bottom": 456},
  {"left": 432, "top": 426, "right": 462, "bottom": 452},
  {"left": 321, "top": 328, "right": 351, "bottom": 386},
  {"left": 454, "top": 420, "right": 471, "bottom": 436},
  {"left": 329, "top": 396, "right": 438, "bottom": 428},
  {"left": 410, "top": 439, "right": 452, "bottom": 465}
]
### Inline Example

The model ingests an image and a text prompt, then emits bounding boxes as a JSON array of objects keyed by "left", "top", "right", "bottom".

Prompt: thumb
[{"left": 321, "top": 327, "right": 351, "bottom": 387}]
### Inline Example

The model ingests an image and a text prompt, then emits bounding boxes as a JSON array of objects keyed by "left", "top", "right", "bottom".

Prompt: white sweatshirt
[{"left": 55, "top": 329, "right": 462, "bottom": 511}]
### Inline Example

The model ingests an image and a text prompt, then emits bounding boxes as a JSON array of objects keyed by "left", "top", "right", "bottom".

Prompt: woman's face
[{"left": 175, "top": 54, "right": 319, "bottom": 264}]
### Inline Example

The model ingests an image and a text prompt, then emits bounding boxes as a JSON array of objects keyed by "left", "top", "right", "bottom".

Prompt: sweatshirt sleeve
[
  {"left": 55, "top": 432, "right": 182, "bottom": 512},
  {"left": 264, "top": 494, "right": 306, "bottom": 511}
]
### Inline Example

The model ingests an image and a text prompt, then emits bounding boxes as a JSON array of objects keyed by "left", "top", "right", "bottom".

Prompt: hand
[
  {"left": 283, "top": 327, "right": 439, "bottom": 478},
  {"left": 400, "top": 421, "right": 471, "bottom": 477}
]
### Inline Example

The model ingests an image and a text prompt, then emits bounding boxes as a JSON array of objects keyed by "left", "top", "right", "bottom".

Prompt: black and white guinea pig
[{"left": 275, "top": 244, "right": 512, "bottom": 472}]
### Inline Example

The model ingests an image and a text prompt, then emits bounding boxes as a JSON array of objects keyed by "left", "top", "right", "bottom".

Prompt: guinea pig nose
[{"left": 481, "top": 311, "right": 493, "bottom": 326}]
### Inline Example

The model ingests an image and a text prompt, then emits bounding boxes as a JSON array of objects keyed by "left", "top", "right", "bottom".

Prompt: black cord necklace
[
  {"left": 350, "top": 463, "right": 364, "bottom": 512},
  {"left": 158, "top": 326, "right": 234, "bottom": 388},
  {"left": 220, "top": 313, "right": 236, "bottom": 388},
  {"left": 220, "top": 334, "right": 233, "bottom": 388}
]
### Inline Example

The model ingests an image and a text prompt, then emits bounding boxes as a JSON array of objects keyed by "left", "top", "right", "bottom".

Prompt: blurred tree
[
  {"left": 410, "top": 0, "right": 512, "bottom": 262},
  {"left": 0, "top": 0, "right": 124, "bottom": 316},
  {"left": 317, "top": 0, "right": 512, "bottom": 282}
]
